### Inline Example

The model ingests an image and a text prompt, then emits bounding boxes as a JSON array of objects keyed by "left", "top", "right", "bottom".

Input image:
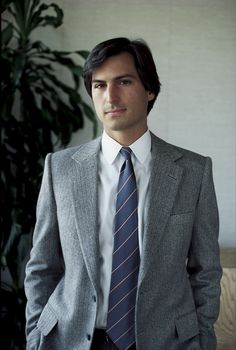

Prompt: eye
[
  {"left": 119, "top": 79, "right": 132, "bottom": 86},
  {"left": 93, "top": 83, "right": 106, "bottom": 89}
]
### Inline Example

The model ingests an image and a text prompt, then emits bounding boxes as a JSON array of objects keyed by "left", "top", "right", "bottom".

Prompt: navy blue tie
[{"left": 107, "top": 147, "right": 140, "bottom": 350}]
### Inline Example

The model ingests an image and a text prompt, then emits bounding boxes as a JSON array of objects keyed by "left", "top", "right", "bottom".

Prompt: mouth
[{"left": 105, "top": 107, "right": 126, "bottom": 116}]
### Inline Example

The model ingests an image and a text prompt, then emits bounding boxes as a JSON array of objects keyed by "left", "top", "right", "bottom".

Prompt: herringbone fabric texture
[{"left": 107, "top": 147, "right": 140, "bottom": 350}]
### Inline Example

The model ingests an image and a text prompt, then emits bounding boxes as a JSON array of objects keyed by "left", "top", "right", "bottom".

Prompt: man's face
[{"left": 91, "top": 52, "right": 155, "bottom": 143}]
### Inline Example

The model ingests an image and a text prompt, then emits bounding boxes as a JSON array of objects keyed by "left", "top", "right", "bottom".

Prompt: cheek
[
  {"left": 131, "top": 93, "right": 149, "bottom": 112},
  {"left": 129, "top": 89, "right": 148, "bottom": 104}
]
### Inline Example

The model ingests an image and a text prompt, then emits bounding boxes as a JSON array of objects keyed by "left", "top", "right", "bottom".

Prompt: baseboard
[{"left": 220, "top": 248, "right": 236, "bottom": 268}]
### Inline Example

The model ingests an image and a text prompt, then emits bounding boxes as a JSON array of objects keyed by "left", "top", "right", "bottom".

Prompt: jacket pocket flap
[
  {"left": 37, "top": 303, "right": 58, "bottom": 336},
  {"left": 169, "top": 212, "right": 193, "bottom": 225},
  {"left": 175, "top": 310, "right": 199, "bottom": 342}
]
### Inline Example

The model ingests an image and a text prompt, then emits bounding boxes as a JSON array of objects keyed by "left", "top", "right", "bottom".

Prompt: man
[{"left": 24, "top": 37, "right": 222, "bottom": 350}]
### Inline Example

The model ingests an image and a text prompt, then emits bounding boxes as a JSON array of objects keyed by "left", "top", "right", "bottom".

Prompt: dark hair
[{"left": 83, "top": 37, "right": 161, "bottom": 114}]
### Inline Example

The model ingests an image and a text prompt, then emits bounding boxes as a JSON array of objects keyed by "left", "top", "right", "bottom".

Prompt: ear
[{"left": 147, "top": 91, "right": 155, "bottom": 101}]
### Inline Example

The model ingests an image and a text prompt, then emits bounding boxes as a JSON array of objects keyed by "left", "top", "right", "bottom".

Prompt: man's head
[{"left": 83, "top": 37, "right": 161, "bottom": 115}]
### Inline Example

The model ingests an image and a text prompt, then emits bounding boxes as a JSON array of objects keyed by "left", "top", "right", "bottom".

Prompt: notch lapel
[
  {"left": 138, "top": 134, "right": 184, "bottom": 285},
  {"left": 71, "top": 138, "right": 101, "bottom": 294}
]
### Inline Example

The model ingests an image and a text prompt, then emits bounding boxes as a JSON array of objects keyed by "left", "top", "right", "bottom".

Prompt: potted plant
[{"left": 1, "top": 0, "right": 97, "bottom": 348}]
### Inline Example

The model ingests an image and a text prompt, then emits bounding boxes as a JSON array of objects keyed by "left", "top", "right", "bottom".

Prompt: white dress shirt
[{"left": 96, "top": 130, "right": 152, "bottom": 328}]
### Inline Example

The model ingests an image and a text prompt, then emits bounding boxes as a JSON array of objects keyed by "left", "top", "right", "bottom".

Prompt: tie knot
[{"left": 120, "top": 147, "right": 132, "bottom": 160}]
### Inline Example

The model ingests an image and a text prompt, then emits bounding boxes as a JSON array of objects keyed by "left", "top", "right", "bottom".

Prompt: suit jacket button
[
  {"left": 93, "top": 295, "right": 96, "bottom": 302},
  {"left": 87, "top": 334, "right": 91, "bottom": 341}
]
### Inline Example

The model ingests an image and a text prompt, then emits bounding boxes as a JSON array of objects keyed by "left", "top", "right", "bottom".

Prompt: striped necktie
[{"left": 107, "top": 147, "right": 140, "bottom": 350}]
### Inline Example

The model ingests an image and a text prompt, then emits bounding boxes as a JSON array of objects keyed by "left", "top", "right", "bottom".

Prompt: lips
[{"left": 104, "top": 106, "right": 126, "bottom": 115}]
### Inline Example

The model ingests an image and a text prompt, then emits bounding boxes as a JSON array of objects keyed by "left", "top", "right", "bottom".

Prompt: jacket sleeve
[
  {"left": 187, "top": 157, "right": 222, "bottom": 350},
  {"left": 24, "top": 153, "right": 64, "bottom": 346}
]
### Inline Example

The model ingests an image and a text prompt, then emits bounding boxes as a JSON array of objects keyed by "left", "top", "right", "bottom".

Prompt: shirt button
[{"left": 87, "top": 334, "right": 91, "bottom": 341}]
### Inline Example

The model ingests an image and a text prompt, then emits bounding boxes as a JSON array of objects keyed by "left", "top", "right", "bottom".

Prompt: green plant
[{"left": 1, "top": 0, "right": 97, "bottom": 348}]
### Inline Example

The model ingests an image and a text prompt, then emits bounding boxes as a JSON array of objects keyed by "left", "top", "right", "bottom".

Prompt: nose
[{"left": 106, "top": 83, "right": 119, "bottom": 103}]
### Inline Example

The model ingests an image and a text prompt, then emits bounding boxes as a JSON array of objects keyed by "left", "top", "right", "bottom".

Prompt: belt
[
  {"left": 92, "top": 329, "right": 136, "bottom": 349},
  {"left": 93, "top": 329, "right": 111, "bottom": 344}
]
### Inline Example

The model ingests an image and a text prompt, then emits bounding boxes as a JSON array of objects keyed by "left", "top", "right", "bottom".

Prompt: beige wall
[{"left": 36, "top": 0, "right": 236, "bottom": 247}]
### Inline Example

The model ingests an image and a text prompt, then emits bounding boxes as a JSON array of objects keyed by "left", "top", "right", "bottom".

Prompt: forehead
[{"left": 92, "top": 52, "right": 139, "bottom": 80}]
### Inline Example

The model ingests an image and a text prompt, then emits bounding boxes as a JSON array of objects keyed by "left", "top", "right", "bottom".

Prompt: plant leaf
[
  {"left": 30, "top": 3, "right": 63, "bottom": 32},
  {"left": 76, "top": 50, "right": 90, "bottom": 59},
  {"left": 12, "top": 51, "right": 25, "bottom": 86},
  {"left": 1, "top": 23, "right": 13, "bottom": 46},
  {"left": 3, "top": 222, "right": 21, "bottom": 258},
  {"left": 1, "top": 0, "right": 14, "bottom": 13}
]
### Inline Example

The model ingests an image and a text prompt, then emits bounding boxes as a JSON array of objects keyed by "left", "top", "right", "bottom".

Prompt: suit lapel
[
  {"left": 69, "top": 134, "right": 183, "bottom": 292},
  {"left": 138, "top": 134, "right": 184, "bottom": 285},
  {"left": 71, "top": 138, "right": 101, "bottom": 293}
]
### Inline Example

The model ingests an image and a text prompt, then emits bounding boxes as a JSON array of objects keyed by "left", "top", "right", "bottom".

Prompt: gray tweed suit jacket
[{"left": 24, "top": 132, "right": 222, "bottom": 350}]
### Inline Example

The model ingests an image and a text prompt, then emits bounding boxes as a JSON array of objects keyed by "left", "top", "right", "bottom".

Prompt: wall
[{"left": 37, "top": 0, "right": 236, "bottom": 247}]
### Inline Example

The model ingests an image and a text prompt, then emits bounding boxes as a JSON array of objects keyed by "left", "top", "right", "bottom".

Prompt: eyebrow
[{"left": 92, "top": 74, "right": 136, "bottom": 84}]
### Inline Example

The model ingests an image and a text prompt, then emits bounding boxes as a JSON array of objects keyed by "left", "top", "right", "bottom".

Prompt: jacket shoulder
[
  {"left": 151, "top": 132, "right": 209, "bottom": 166},
  {"left": 48, "top": 137, "right": 101, "bottom": 164}
]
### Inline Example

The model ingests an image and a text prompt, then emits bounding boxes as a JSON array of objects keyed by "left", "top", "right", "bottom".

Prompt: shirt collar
[{"left": 101, "top": 130, "right": 151, "bottom": 164}]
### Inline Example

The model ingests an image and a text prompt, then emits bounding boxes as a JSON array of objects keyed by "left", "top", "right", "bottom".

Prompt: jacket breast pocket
[
  {"left": 37, "top": 302, "right": 58, "bottom": 336},
  {"left": 168, "top": 212, "right": 194, "bottom": 226},
  {"left": 175, "top": 309, "right": 199, "bottom": 343}
]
